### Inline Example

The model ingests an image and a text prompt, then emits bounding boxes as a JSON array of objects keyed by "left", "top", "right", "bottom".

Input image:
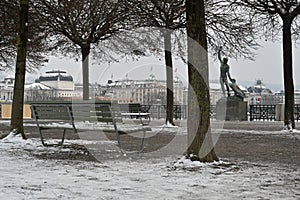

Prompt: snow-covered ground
[{"left": 0, "top": 128, "right": 299, "bottom": 200}]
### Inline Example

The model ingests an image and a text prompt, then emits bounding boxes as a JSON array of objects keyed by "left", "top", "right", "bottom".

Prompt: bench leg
[
  {"left": 145, "top": 115, "right": 151, "bottom": 124},
  {"left": 59, "top": 129, "right": 67, "bottom": 146},
  {"left": 139, "top": 116, "right": 143, "bottom": 125},
  {"left": 39, "top": 128, "right": 67, "bottom": 146},
  {"left": 114, "top": 130, "right": 121, "bottom": 148},
  {"left": 38, "top": 129, "right": 46, "bottom": 146},
  {"left": 140, "top": 115, "right": 151, "bottom": 126},
  {"left": 140, "top": 130, "right": 146, "bottom": 152}
]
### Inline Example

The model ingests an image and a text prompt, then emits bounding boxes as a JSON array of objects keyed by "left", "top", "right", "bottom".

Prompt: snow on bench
[{"left": 119, "top": 104, "right": 151, "bottom": 125}]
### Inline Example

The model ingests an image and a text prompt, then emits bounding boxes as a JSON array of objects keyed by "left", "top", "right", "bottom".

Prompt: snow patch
[
  {"left": 173, "top": 155, "right": 230, "bottom": 170},
  {"left": 0, "top": 120, "right": 299, "bottom": 199},
  {"left": 162, "top": 121, "right": 178, "bottom": 128},
  {"left": 1, "top": 132, "right": 27, "bottom": 144},
  {"left": 174, "top": 156, "right": 206, "bottom": 169}
]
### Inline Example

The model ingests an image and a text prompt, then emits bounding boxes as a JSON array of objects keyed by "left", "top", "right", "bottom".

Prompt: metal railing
[
  {"left": 249, "top": 104, "right": 300, "bottom": 121},
  {"left": 294, "top": 104, "right": 300, "bottom": 121},
  {"left": 249, "top": 105, "right": 276, "bottom": 121},
  {"left": 144, "top": 105, "right": 187, "bottom": 120}
]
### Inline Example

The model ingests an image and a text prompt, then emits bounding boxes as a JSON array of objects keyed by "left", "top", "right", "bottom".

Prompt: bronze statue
[
  {"left": 218, "top": 47, "right": 232, "bottom": 97},
  {"left": 229, "top": 79, "right": 245, "bottom": 99}
]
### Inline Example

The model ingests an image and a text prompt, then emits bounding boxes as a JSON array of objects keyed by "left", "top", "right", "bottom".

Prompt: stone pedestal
[{"left": 216, "top": 96, "right": 248, "bottom": 121}]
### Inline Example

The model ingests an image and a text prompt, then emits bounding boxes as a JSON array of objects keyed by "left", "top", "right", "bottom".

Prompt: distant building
[
  {"left": 102, "top": 78, "right": 247, "bottom": 106},
  {"left": 37, "top": 70, "right": 74, "bottom": 90},
  {"left": 247, "top": 80, "right": 278, "bottom": 105},
  {"left": 0, "top": 78, "right": 14, "bottom": 102},
  {"left": 0, "top": 70, "right": 102, "bottom": 102},
  {"left": 102, "top": 77, "right": 185, "bottom": 105},
  {"left": 25, "top": 70, "right": 81, "bottom": 101},
  {"left": 274, "top": 90, "right": 300, "bottom": 104},
  {"left": 0, "top": 73, "right": 83, "bottom": 102},
  {"left": 28, "top": 70, "right": 82, "bottom": 101},
  {"left": 3, "top": 72, "right": 300, "bottom": 106},
  {"left": 247, "top": 80, "right": 272, "bottom": 94}
]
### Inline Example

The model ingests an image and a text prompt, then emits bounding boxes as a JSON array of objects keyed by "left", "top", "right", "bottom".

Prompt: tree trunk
[
  {"left": 10, "top": 0, "right": 29, "bottom": 139},
  {"left": 282, "top": 17, "right": 295, "bottom": 129},
  {"left": 164, "top": 29, "right": 174, "bottom": 125},
  {"left": 186, "top": 0, "right": 218, "bottom": 162},
  {"left": 81, "top": 44, "right": 90, "bottom": 100}
]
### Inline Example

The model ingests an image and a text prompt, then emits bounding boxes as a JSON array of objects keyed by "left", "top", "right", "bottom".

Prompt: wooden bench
[
  {"left": 30, "top": 103, "right": 151, "bottom": 151},
  {"left": 119, "top": 103, "right": 151, "bottom": 125}
]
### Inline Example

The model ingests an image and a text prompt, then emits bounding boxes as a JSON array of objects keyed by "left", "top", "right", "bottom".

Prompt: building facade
[
  {"left": 247, "top": 80, "right": 279, "bottom": 105},
  {"left": 28, "top": 70, "right": 82, "bottom": 101},
  {"left": 102, "top": 78, "right": 186, "bottom": 105},
  {"left": 0, "top": 78, "right": 14, "bottom": 102}
]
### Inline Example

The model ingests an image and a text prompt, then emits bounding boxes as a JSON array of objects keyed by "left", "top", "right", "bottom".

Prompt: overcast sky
[{"left": 23, "top": 40, "right": 300, "bottom": 91}]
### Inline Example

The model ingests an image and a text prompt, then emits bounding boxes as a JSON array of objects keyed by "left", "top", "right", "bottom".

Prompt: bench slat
[{"left": 32, "top": 105, "right": 71, "bottom": 120}]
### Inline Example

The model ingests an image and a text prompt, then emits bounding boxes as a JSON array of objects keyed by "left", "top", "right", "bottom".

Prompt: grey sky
[
  {"left": 228, "top": 41, "right": 300, "bottom": 89},
  {"left": 26, "top": 40, "right": 300, "bottom": 91}
]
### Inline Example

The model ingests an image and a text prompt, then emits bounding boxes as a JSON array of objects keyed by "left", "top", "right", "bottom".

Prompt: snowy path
[{"left": 0, "top": 135, "right": 299, "bottom": 200}]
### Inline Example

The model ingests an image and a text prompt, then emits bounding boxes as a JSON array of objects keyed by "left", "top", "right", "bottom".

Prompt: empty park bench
[
  {"left": 119, "top": 103, "right": 151, "bottom": 125},
  {"left": 30, "top": 103, "right": 152, "bottom": 151}
]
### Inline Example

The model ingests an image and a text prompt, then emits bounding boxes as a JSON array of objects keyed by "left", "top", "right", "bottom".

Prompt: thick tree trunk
[
  {"left": 186, "top": 0, "right": 218, "bottom": 162},
  {"left": 282, "top": 18, "right": 295, "bottom": 129},
  {"left": 10, "top": 0, "right": 29, "bottom": 139},
  {"left": 164, "top": 29, "right": 174, "bottom": 125},
  {"left": 81, "top": 44, "right": 90, "bottom": 100}
]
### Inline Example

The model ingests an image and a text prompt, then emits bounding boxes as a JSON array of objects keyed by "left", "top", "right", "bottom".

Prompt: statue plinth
[{"left": 216, "top": 96, "right": 248, "bottom": 121}]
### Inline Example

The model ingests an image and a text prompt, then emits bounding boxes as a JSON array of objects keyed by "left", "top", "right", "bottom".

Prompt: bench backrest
[
  {"left": 31, "top": 103, "right": 122, "bottom": 124},
  {"left": 119, "top": 103, "right": 142, "bottom": 113},
  {"left": 71, "top": 103, "right": 121, "bottom": 123},
  {"left": 31, "top": 105, "right": 72, "bottom": 122}
]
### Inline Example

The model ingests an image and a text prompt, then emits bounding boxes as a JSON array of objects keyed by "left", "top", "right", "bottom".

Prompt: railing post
[
  {"left": 295, "top": 104, "right": 300, "bottom": 122},
  {"left": 249, "top": 105, "right": 253, "bottom": 121},
  {"left": 275, "top": 103, "right": 285, "bottom": 121}
]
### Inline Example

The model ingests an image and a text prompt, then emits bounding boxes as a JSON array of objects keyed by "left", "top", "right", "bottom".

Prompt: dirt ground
[{"left": 1, "top": 120, "right": 299, "bottom": 167}]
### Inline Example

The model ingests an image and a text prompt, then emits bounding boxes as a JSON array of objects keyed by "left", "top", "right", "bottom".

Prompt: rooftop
[{"left": 38, "top": 70, "right": 73, "bottom": 82}]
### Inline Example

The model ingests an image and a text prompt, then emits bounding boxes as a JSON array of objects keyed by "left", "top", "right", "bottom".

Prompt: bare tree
[
  {"left": 231, "top": 0, "right": 300, "bottom": 129},
  {"left": 0, "top": 0, "right": 49, "bottom": 71},
  {"left": 0, "top": 0, "right": 52, "bottom": 138},
  {"left": 186, "top": 0, "right": 218, "bottom": 162},
  {"left": 0, "top": 0, "right": 17, "bottom": 69},
  {"left": 131, "top": 0, "right": 186, "bottom": 125},
  {"left": 205, "top": 0, "right": 259, "bottom": 60},
  {"left": 130, "top": 0, "right": 257, "bottom": 126},
  {"left": 10, "top": 0, "right": 29, "bottom": 138},
  {"left": 35, "top": 0, "right": 130, "bottom": 100}
]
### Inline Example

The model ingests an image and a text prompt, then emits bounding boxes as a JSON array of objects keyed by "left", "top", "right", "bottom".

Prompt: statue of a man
[{"left": 218, "top": 47, "right": 232, "bottom": 97}]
